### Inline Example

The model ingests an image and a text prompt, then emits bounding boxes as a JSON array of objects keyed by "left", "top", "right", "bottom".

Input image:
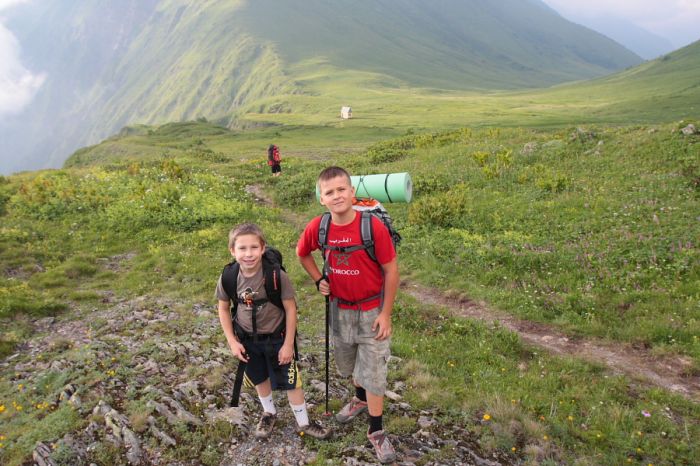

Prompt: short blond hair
[
  {"left": 318, "top": 166, "right": 351, "bottom": 186},
  {"left": 228, "top": 223, "right": 266, "bottom": 249}
]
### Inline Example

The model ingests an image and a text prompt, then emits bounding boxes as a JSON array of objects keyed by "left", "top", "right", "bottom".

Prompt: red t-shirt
[{"left": 297, "top": 210, "right": 396, "bottom": 310}]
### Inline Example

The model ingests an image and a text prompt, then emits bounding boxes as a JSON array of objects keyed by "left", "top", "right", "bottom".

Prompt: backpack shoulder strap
[
  {"left": 221, "top": 262, "right": 240, "bottom": 316},
  {"left": 360, "top": 210, "right": 377, "bottom": 262},
  {"left": 318, "top": 212, "right": 332, "bottom": 252},
  {"left": 263, "top": 261, "right": 284, "bottom": 311}
]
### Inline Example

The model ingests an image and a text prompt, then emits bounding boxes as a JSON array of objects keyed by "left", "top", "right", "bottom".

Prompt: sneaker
[
  {"left": 335, "top": 397, "right": 368, "bottom": 424},
  {"left": 254, "top": 412, "right": 276, "bottom": 439},
  {"left": 298, "top": 420, "right": 332, "bottom": 439},
  {"left": 367, "top": 429, "right": 396, "bottom": 464}
]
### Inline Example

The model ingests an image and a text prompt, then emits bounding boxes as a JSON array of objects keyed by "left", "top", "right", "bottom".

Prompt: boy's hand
[
  {"left": 372, "top": 312, "right": 392, "bottom": 340},
  {"left": 231, "top": 341, "right": 249, "bottom": 362},
  {"left": 317, "top": 278, "right": 330, "bottom": 296},
  {"left": 278, "top": 343, "right": 294, "bottom": 365}
]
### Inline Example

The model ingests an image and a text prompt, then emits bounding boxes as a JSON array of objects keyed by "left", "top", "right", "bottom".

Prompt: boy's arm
[
  {"left": 217, "top": 300, "right": 248, "bottom": 362},
  {"left": 278, "top": 298, "right": 298, "bottom": 364},
  {"left": 299, "top": 253, "right": 330, "bottom": 295},
  {"left": 372, "top": 258, "right": 399, "bottom": 340}
]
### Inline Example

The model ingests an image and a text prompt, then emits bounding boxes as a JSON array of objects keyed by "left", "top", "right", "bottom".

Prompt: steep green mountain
[
  {"left": 1, "top": 0, "right": 641, "bottom": 174},
  {"left": 532, "top": 39, "right": 700, "bottom": 122}
]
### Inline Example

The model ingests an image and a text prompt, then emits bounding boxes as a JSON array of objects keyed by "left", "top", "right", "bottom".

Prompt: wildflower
[
  {"left": 299, "top": 431, "right": 304, "bottom": 437},
  {"left": 641, "top": 410, "right": 651, "bottom": 417},
  {"left": 543, "top": 435, "right": 548, "bottom": 440},
  {"left": 483, "top": 414, "right": 491, "bottom": 421},
  {"left": 539, "top": 415, "right": 545, "bottom": 421},
  {"left": 0, "top": 405, "right": 5, "bottom": 413},
  {"left": 17, "top": 384, "right": 24, "bottom": 391},
  {"left": 567, "top": 415, "right": 574, "bottom": 421}
]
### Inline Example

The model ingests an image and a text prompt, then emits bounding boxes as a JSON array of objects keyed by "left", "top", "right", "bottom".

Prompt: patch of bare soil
[
  {"left": 402, "top": 282, "right": 700, "bottom": 401},
  {"left": 252, "top": 184, "right": 700, "bottom": 402}
]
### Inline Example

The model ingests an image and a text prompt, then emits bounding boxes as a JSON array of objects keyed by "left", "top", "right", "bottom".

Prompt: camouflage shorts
[{"left": 330, "top": 300, "right": 390, "bottom": 396}]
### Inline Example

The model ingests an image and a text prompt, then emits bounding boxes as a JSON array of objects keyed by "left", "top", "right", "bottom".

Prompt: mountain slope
[
  {"left": 0, "top": 0, "right": 642, "bottom": 174},
  {"left": 240, "top": 0, "right": 641, "bottom": 90},
  {"left": 537, "top": 39, "right": 700, "bottom": 121},
  {"left": 559, "top": 14, "right": 675, "bottom": 59}
]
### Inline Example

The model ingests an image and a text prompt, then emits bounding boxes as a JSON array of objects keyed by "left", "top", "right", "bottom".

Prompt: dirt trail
[{"left": 248, "top": 185, "right": 700, "bottom": 402}]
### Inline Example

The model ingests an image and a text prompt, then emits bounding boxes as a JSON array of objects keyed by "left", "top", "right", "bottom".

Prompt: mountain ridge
[{"left": 1, "top": 0, "right": 642, "bottom": 174}]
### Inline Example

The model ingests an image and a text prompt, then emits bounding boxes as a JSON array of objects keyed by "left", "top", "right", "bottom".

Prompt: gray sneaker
[
  {"left": 254, "top": 412, "right": 276, "bottom": 439},
  {"left": 335, "top": 397, "right": 368, "bottom": 424},
  {"left": 367, "top": 429, "right": 396, "bottom": 464},
  {"left": 298, "top": 420, "right": 332, "bottom": 439}
]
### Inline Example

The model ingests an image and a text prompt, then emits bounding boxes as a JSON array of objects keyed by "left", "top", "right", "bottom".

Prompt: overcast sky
[
  {"left": 543, "top": 0, "right": 700, "bottom": 48},
  {"left": 1, "top": 1, "right": 700, "bottom": 119},
  {"left": 0, "top": 0, "right": 45, "bottom": 120}
]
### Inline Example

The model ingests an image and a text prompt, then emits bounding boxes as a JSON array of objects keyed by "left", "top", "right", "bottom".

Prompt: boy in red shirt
[{"left": 297, "top": 166, "right": 399, "bottom": 463}]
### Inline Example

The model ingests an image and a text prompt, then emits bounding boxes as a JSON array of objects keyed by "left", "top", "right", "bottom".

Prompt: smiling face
[
  {"left": 230, "top": 233, "right": 265, "bottom": 276},
  {"left": 319, "top": 174, "right": 356, "bottom": 223}
]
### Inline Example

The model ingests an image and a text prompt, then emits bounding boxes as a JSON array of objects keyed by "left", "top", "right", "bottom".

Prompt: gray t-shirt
[{"left": 216, "top": 267, "right": 295, "bottom": 334}]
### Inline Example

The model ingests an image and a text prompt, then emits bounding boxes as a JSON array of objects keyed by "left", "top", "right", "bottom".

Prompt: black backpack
[
  {"left": 220, "top": 247, "right": 285, "bottom": 323},
  {"left": 318, "top": 198, "right": 401, "bottom": 263}
]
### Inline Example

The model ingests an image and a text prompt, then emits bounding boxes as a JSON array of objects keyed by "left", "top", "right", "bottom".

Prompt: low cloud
[
  {"left": 544, "top": 0, "right": 700, "bottom": 47},
  {"left": 0, "top": 0, "right": 45, "bottom": 119}
]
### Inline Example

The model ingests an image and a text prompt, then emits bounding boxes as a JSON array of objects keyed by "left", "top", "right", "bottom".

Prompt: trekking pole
[{"left": 324, "top": 294, "right": 331, "bottom": 416}]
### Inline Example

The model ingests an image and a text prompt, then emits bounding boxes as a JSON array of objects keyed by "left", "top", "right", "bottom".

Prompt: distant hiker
[
  {"left": 216, "top": 223, "right": 331, "bottom": 440},
  {"left": 267, "top": 144, "right": 282, "bottom": 176},
  {"left": 297, "top": 166, "right": 399, "bottom": 464}
]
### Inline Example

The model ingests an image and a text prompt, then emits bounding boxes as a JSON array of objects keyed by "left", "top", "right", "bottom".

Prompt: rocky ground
[{"left": 5, "top": 293, "right": 509, "bottom": 465}]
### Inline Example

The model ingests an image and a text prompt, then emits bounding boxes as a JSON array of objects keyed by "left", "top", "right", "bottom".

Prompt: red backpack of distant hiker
[{"left": 267, "top": 145, "right": 281, "bottom": 165}]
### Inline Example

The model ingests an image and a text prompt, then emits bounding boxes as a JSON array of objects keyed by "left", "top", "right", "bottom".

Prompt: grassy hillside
[
  {"left": 1, "top": 119, "right": 698, "bottom": 465},
  {"left": 240, "top": 0, "right": 640, "bottom": 90},
  {"left": 229, "top": 40, "right": 700, "bottom": 134},
  {"left": 2, "top": 0, "right": 642, "bottom": 175}
]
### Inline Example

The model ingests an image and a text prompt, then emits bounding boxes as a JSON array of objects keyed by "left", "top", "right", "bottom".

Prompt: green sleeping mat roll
[{"left": 315, "top": 172, "right": 413, "bottom": 203}]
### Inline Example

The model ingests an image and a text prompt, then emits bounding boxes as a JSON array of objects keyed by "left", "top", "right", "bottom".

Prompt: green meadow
[{"left": 1, "top": 41, "right": 700, "bottom": 466}]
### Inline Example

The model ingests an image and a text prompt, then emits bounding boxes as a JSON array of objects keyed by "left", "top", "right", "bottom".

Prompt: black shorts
[
  {"left": 242, "top": 337, "right": 301, "bottom": 390},
  {"left": 271, "top": 163, "right": 281, "bottom": 174}
]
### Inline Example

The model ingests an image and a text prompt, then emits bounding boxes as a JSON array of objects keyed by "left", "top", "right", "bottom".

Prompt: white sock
[
  {"left": 290, "top": 402, "right": 309, "bottom": 427},
  {"left": 259, "top": 393, "right": 276, "bottom": 415}
]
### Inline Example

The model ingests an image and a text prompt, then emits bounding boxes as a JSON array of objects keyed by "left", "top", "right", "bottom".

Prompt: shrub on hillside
[{"left": 408, "top": 184, "right": 471, "bottom": 228}]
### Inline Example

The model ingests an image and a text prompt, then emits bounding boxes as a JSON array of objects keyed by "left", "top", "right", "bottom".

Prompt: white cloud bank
[
  {"left": 544, "top": 0, "right": 700, "bottom": 48},
  {"left": 0, "top": 0, "right": 45, "bottom": 119}
]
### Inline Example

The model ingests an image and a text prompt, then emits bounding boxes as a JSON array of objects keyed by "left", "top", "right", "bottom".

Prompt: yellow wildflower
[
  {"left": 483, "top": 414, "right": 491, "bottom": 421},
  {"left": 567, "top": 415, "right": 574, "bottom": 421},
  {"left": 0, "top": 405, "right": 5, "bottom": 413}
]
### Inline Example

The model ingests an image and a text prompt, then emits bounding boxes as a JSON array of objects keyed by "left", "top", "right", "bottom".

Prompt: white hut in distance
[{"left": 340, "top": 106, "right": 352, "bottom": 119}]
